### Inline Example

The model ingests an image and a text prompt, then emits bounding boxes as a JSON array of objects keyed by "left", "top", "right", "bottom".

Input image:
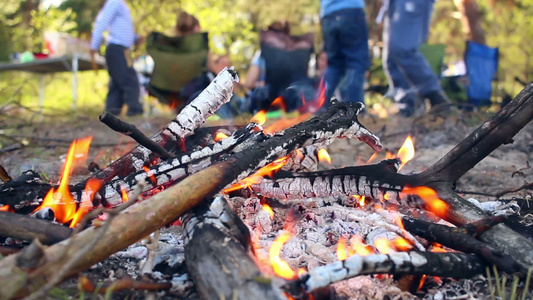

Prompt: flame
[
  {"left": 350, "top": 235, "right": 373, "bottom": 256},
  {"left": 250, "top": 110, "right": 267, "bottom": 125},
  {"left": 393, "top": 237, "right": 413, "bottom": 251},
  {"left": 223, "top": 156, "right": 289, "bottom": 192},
  {"left": 270, "top": 96, "right": 287, "bottom": 112},
  {"left": 35, "top": 137, "right": 93, "bottom": 224},
  {"left": 385, "top": 151, "right": 395, "bottom": 160},
  {"left": 366, "top": 152, "right": 379, "bottom": 164},
  {"left": 120, "top": 186, "right": 129, "bottom": 203},
  {"left": 263, "top": 113, "right": 312, "bottom": 135},
  {"left": 397, "top": 136, "right": 415, "bottom": 170},
  {"left": 70, "top": 178, "right": 103, "bottom": 228},
  {"left": 337, "top": 236, "right": 349, "bottom": 260},
  {"left": 431, "top": 243, "right": 448, "bottom": 253},
  {"left": 374, "top": 238, "right": 394, "bottom": 254},
  {"left": 418, "top": 275, "right": 427, "bottom": 291},
  {"left": 298, "top": 78, "right": 326, "bottom": 113},
  {"left": 317, "top": 148, "right": 331, "bottom": 164},
  {"left": 214, "top": 132, "right": 229, "bottom": 142},
  {"left": 269, "top": 231, "right": 297, "bottom": 279},
  {"left": 262, "top": 203, "right": 274, "bottom": 220},
  {"left": 352, "top": 195, "right": 366, "bottom": 207},
  {"left": 0, "top": 205, "right": 10, "bottom": 211},
  {"left": 402, "top": 186, "right": 448, "bottom": 218}
]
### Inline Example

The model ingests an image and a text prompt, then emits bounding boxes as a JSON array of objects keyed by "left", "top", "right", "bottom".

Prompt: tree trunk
[{"left": 453, "top": 0, "right": 486, "bottom": 44}]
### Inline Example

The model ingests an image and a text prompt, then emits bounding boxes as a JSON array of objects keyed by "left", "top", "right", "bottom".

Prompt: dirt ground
[{"left": 1, "top": 102, "right": 532, "bottom": 299}]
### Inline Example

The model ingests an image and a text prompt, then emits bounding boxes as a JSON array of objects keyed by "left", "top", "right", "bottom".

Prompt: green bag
[{"left": 146, "top": 32, "right": 209, "bottom": 93}]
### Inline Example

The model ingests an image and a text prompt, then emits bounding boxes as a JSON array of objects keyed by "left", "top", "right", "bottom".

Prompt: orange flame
[
  {"left": 35, "top": 137, "right": 93, "bottom": 224},
  {"left": 269, "top": 231, "right": 297, "bottom": 279},
  {"left": 250, "top": 110, "right": 267, "bottom": 126},
  {"left": 317, "top": 148, "right": 331, "bottom": 164},
  {"left": 223, "top": 156, "right": 289, "bottom": 192},
  {"left": 120, "top": 186, "right": 129, "bottom": 203},
  {"left": 143, "top": 166, "right": 157, "bottom": 186},
  {"left": 352, "top": 195, "right": 366, "bottom": 207},
  {"left": 366, "top": 152, "right": 379, "bottom": 164},
  {"left": 214, "top": 132, "right": 229, "bottom": 142},
  {"left": 393, "top": 237, "right": 413, "bottom": 251},
  {"left": 70, "top": 178, "right": 103, "bottom": 228},
  {"left": 0, "top": 205, "right": 10, "bottom": 211},
  {"left": 262, "top": 203, "right": 274, "bottom": 220},
  {"left": 397, "top": 136, "right": 415, "bottom": 170},
  {"left": 337, "top": 236, "right": 349, "bottom": 261},
  {"left": 402, "top": 186, "right": 448, "bottom": 218},
  {"left": 350, "top": 235, "right": 373, "bottom": 256},
  {"left": 298, "top": 78, "right": 327, "bottom": 113},
  {"left": 374, "top": 238, "right": 394, "bottom": 254},
  {"left": 263, "top": 113, "right": 312, "bottom": 135},
  {"left": 270, "top": 96, "right": 287, "bottom": 112},
  {"left": 385, "top": 151, "right": 395, "bottom": 160}
]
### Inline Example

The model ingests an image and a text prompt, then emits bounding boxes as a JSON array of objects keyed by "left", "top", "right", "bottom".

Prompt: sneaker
[{"left": 396, "top": 95, "right": 426, "bottom": 118}]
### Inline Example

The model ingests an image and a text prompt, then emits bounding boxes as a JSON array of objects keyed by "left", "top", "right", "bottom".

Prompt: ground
[{"left": 0, "top": 102, "right": 532, "bottom": 299}]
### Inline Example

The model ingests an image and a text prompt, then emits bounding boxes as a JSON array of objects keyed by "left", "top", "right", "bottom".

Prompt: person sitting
[{"left": 243, "top": 20, "right": 315, "bottom": 113}]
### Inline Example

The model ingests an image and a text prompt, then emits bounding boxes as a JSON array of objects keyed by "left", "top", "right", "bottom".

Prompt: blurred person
[
  {"left": 90, "top": 0, "right": 144, "bottom": 117},
  {"left": 320, "top": 0, "right": 370, "bottom": 108},
  {"left": 380, "top": 0, "right": 450, "bottom": 117}
]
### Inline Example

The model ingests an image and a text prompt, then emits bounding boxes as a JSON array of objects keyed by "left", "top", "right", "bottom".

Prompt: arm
[
  {"left": 243, "top": 65, "right": 261, "bottom": 90},
  {"left": 90, "top": 0, "right": 121, "bottom": 51}
]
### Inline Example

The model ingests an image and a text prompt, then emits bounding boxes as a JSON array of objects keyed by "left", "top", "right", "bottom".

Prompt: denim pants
[
  {"left": 105, "top": 44, "right": 143, "bottom": 116},
  {"left": 321, "top": 8, "right": 369, "bottom": 106},
  {"left": 383, "top": 0, "right": 440, "bottom": 102}
]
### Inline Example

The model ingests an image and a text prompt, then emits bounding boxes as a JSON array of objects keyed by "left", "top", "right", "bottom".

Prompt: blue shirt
[
  {"left": 91, "top": 0, "right": 136, "bottom": 50},
  {"left": 320, "top": 0, "right": 365, "bottom": 18}
]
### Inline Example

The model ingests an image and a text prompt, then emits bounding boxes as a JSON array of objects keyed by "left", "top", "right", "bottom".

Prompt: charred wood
[
  {"left": 285, "top": 251, "right": 487, "bottom": 296},
  {"left": 99, "top": 111, "right": 175, "bottom": 160},
  {"left": 402, "top": 217, "right": 521, "bottom": 274},
  {"left": 183, "top": 196, "right": 286, "bottom": 300},
  {"left": 0, "top": 211, "right": 72, "bottom": 245}
]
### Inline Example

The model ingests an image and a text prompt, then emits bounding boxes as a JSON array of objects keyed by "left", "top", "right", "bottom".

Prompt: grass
[{"left": 486, "top": 266, "right": 532, "bottom": 300}]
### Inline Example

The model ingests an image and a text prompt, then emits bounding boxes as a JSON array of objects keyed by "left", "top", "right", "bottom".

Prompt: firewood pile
[{"left": 0, "top": 68, "right": 532, "bottom": 299}]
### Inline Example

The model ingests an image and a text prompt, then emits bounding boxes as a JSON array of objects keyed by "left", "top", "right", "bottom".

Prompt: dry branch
[{"left": 0, "top": 211, "right": 72, "bottom": 245}]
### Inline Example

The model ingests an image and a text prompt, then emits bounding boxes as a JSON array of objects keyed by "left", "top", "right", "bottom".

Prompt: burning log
[
  {"left": 0, "top": 100, "right": 378, "bottom": 299},
  {"left": 182, "top": 196, "right": 286, "bottom": 300},
  {"left": 0, "top": 211, "right": 72, "bottom": 245},
  {"left": 87, "top": 67, "right": 238, "bottom": 183},
  {"left": 402, "top": 216, "right": 520, "bottom": 273},
  {"left": 284, "top": 251, "right": 487, "bottom": 296}
]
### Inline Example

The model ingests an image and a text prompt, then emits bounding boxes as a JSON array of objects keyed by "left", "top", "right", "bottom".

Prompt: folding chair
[
  {"left": 258, "top": 30, "right": 314, "bottom": 111},
  {"left": 464, "top": 41, "right": 499, "bottom": 106},
  {"left": 145, "top": 32, "right": 209, "bottom": 111},
  {"left": 419, "top": 43, "right": 446, "bottom": 79}
]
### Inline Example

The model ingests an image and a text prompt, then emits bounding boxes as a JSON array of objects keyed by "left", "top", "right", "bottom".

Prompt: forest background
[{"left": 0, "top": 0, "right": 531, "bottom": 114}]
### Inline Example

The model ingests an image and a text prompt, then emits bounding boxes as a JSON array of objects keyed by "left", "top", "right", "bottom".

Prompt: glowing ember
[
  {"left": 317, "top": 148, "right": 331, "bottom": 164},
  {"left": 337, "top": 236, "right": 349, "bottom": 261},
  {"left": 214, "top": 132, "right": 229, "bottom": 142},
  {"left": 269, "top": 231, "right": 297, "bottom": 280},
  {"left": 143, "top": 166, "right": 157, "bottom": 186},
  {"left": 374, "top": 238, "right": 394, "bottom": 254},
  {"left": 402, "top": 186, "right": 448, "bottom": 218},
  {"left": 262, "top": 203, "right": 274, "bottom": 220},
  {"left": 35, "top": 137, "right": 93, "bottom": 224},
  {"left": 222, "top": 156, "right": 289, "bottom": 192},
  {"left": 397, "top": 135, "right": 415, "bottom": 170},
  {"left": 352, "top": 195, "right": 366, "bottom": 206},
  {"left": 250, "top": 110, "right": 267, "bottom": 125}
]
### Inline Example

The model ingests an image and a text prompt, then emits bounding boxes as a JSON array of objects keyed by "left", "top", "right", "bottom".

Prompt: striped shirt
[{"left": 91, "top": 0, "right": 136, "bottom": 50}]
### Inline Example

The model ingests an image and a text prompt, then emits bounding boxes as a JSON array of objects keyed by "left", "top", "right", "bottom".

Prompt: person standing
[
  {"left": 320, "top": 0, "right": 370, "bottom": 107},
  {"left": 90, "top": 0, "right": 144, "bottom": 117},
  {"left": 380, "top": 0, "right": 450, "bottom": 117}
]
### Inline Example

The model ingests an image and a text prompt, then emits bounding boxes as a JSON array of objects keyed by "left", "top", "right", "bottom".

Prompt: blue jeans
[
  {"left": 383, "top": 0, "right": 440, "bottom": 102},
  {"left": 105, "top": 44, "right": 143, "bottom": 116},
  {"left": 321, "top": 8, "right": 369, "bottom": 106}
]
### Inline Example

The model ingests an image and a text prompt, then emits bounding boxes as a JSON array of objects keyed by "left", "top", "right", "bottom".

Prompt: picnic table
[{"left": 0, "top": 54, "right": 106, "bottom": 111}]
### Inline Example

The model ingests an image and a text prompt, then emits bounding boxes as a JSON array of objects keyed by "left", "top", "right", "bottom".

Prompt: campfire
[{"left": 0, "top": 68, "right": 532, "bottom": 299}]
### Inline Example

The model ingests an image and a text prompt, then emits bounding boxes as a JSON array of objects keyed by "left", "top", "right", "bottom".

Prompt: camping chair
[
  {"left": 419, "top": 43, "right": 446, "bottom": 79},
  {"left": 259, "top": 30, "right": 314, "bottom": 111},
  {"left": 145, "top": 31, "right": 209, "bottom": 111},
  {"left": 464, "top": 40, "right": 499, "bottom": 106}
]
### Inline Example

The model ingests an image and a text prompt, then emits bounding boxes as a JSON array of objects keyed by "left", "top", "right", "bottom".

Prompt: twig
[
  {"left": 78, "top": 275, "right": 171, "bottom": 294},
  {"left": 99, "top": 112, "right": 175, "bottom": 160},
  {"left": 494, "top": 182, "right": 533, "bottom": 198}
]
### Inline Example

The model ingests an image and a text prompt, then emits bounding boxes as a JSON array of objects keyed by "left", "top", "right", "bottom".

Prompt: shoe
[
  {"left": 425, "top": 90, "right": 450, "bottom": 107},
  {"left": 396, "top": 95, "right": 426, "bottom": 118}
]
